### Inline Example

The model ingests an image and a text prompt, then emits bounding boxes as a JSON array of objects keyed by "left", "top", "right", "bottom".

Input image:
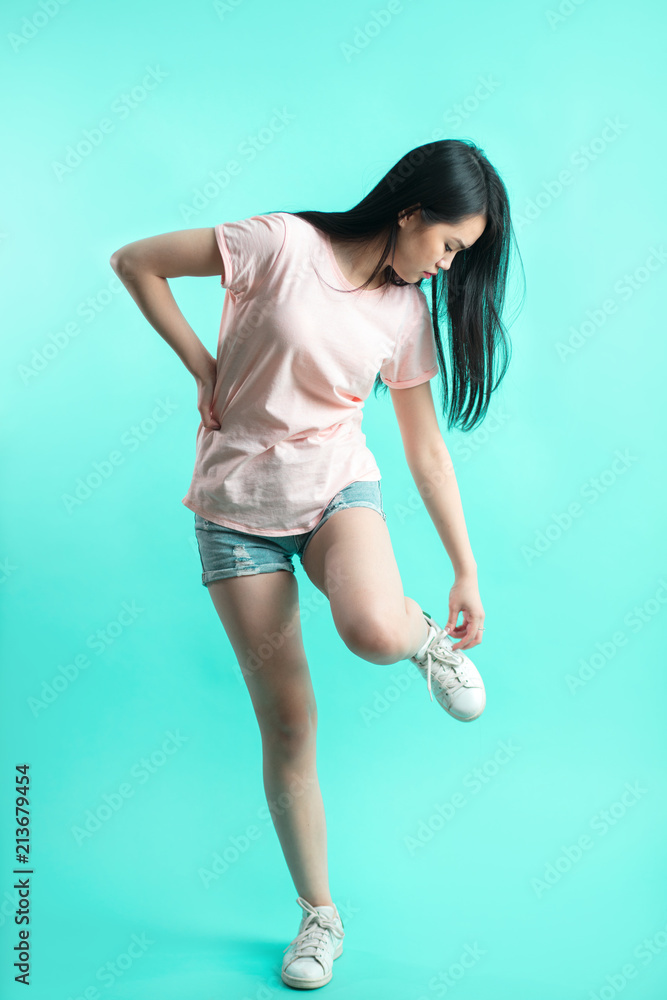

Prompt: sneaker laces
[
  {"left": 421, "top": 633, "right": 470, "bottom": 702},
  {"left": 283, "top": 897, "right": 344, "bottom": 969}
]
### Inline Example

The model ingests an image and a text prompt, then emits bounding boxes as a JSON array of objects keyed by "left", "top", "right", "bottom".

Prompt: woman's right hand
[{"left": 194, "top": 355, "right": 221, "bottom": 429}]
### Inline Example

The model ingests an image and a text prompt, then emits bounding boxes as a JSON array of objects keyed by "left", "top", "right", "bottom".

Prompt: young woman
[{"left": 110, "top": 139, "right": 521, "bottom": 991}]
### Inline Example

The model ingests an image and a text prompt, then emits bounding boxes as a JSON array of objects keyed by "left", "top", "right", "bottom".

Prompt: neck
[{"left": 331, "top": 232, "right": 391, "bottom": 290}]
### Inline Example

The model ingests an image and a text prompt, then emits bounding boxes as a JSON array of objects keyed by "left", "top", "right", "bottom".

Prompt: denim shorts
[{"left": 194, "top": 479, "right": 386, "bottom": 586}]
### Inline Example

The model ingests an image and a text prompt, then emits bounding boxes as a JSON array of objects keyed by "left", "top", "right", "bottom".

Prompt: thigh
[
  {"left": 205, "top": 570, "right": 317, "bottom": 734},
  {"left": 300, "top": 505, "right": 408, "bottom": 646}
]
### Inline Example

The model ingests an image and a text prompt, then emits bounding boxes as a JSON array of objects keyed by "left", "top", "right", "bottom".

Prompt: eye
[{"left": 445, "top": 244, "right": 453, "bottom": 253}]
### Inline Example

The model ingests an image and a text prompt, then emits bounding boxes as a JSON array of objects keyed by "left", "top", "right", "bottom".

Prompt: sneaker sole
[{"left": 445, "top": 698, "right": 486, "bottom": 721}]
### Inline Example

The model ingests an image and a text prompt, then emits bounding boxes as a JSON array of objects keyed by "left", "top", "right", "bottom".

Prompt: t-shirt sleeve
[
  {"left": 379, "top": 290, "right": 439, "bottom": 389},
  {"left": 214, "top": 212, "right": 286, "bottom": 299}
]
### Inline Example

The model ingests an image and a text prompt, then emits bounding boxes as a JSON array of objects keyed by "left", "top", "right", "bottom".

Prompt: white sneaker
[
  {"left": 410, "top": 611, "right": 486, "bottom": 721},
  {"left": 281, "top": 895, "right": 345, "bottom": 990}
]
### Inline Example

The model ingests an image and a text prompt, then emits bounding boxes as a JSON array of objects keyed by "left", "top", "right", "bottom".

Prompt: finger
[
  {"left": 202, "top": 407, "right": 221, "bottom": 429},
  {"left": 452, "top": 621, "right": 484, "bottom": 650},
  {"left": 448, "top": 613, "right": 472, "bottom": 647},
  {"left": 450, "top": 627, "right": 472, "bottom": 649}
]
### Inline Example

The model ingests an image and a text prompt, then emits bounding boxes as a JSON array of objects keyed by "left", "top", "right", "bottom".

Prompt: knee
[
  {"left": 259, "top": 706, "right": 317, "bottom": 755},
  {"left": 340, "top": 614, "right": 405, "bottom": 664}
]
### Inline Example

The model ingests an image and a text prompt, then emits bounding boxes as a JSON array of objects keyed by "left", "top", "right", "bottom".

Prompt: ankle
[
  {"left": 302, "top": 895, "right": 334, "bottom": 908},
  {"left": 412, "top": 617, "right": 433, "bottom": 660}
]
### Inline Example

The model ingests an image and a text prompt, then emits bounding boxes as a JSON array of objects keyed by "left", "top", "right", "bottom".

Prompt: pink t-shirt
[{"left": 181, "top": 211, "right": 438, "bottom": 536}]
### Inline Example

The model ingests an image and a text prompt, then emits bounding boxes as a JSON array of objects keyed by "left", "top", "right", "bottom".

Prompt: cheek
[{"left": 410, "top": 237, "right": 429, "bottom": 260}]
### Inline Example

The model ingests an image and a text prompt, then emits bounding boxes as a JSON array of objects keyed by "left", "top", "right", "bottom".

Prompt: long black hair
[{"left": 276, "top": 139, "right": 525, "bottom": 433}]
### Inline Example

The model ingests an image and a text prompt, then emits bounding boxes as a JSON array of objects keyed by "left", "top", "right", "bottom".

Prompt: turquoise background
[{"left": 2, "top": 0, "right": 666, "bottom": 997}]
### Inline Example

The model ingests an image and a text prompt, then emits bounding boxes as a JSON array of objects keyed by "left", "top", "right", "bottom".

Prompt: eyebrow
[{"left": 452, "top": 238, "right": 469, "bottom": 250}]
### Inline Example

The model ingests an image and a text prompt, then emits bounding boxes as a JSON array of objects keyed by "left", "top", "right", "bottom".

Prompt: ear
[{"left": 398, "top": 203, "right": 421, "bottom": 226}]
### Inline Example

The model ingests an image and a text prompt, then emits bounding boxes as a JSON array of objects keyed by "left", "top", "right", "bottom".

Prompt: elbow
[{"left": 407, "top": 440, "right": 454, "bottom": 479}]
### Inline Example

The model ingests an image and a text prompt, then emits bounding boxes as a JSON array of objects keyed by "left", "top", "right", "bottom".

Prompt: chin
[{"left": 385, "top": 265, "right": 410, "bottom": 287}]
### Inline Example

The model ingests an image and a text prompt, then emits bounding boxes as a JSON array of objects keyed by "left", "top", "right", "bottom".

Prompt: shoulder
[
  {"left": 236, "top": 213, "right": 289, "bottom": 262},
  {"left": 411, "top": 283, "right": 433, "bottom": 319},
  {"left": 398, "top": 279, "right": 429, "bottom": 312},
  {"left": 277, "top": 212, "right": 320, "bottom": 242},
  {"left": 216, "top": 211, "right": 287, "bottom": 246},
  {"left": 392, "top": 282, "right": 433, "bottom": 336}
]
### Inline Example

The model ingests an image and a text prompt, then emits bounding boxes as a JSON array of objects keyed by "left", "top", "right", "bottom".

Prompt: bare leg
[
  {"left": 302, "top": 506, "right": 430, "bottom": 664},
  {"left": 206, "top": 570, "right": 333, "bottom": 907}
]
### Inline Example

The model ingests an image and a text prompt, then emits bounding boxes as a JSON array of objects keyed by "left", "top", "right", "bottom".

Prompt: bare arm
[
  {"left": 389, "top": 380, "right": 484, "bottom": 650},
  {"left": 389, "top": 381, "right": 477, "bottom": 577},
  {"left": 109, "top": 227, "right": 225, "bottom": 427}
]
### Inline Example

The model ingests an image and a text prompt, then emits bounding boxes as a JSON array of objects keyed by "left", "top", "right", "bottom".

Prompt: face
[{"left": 394, "top": 206, "right": 487, "bottom": 283}]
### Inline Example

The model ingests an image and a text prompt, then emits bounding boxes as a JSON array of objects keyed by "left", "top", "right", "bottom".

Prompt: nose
[{"left": 434, "top": 252, "right": 454, "bottom": 271}]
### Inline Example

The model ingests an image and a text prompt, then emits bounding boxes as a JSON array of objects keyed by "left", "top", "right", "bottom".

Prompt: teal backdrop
[{"left": 2, "top": 0, "right": 666, "bottom": 997}]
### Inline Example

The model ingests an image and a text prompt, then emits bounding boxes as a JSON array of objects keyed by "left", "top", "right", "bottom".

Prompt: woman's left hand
[{"left": 442, "top": 574, "right": 485, "bottom": 651}]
